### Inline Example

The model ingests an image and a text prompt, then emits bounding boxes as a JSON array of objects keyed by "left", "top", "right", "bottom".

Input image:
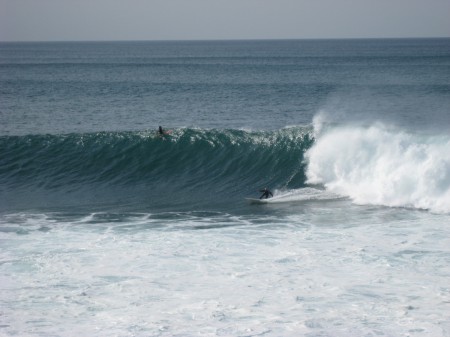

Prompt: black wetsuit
[{"left": 259, "top": 189, "right": 273, "bottom": 199}]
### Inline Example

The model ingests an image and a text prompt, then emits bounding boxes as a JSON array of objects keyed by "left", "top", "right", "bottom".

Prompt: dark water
[{"left": 1, "top": 39, "right": 449, "bottom": 136}]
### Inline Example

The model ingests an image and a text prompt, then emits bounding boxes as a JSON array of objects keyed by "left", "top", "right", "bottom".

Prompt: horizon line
[{"left": 1, "top": 36, "right": 449, "bottom": 44}]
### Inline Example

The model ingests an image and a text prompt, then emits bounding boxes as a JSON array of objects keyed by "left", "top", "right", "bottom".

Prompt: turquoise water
[{"left": 1, "top": 39, "right": 450, "bottom": 336}]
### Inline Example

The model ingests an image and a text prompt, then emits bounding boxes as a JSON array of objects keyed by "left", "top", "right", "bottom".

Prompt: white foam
[
  {"left": 265, "top": 187, "right": 343, "bottom": 203},
  {"left": 306, "top": 121, "right": 450, "bottom": 213},
  {"left": 1, "top": 208, "right": 450, "bottom": 336}
]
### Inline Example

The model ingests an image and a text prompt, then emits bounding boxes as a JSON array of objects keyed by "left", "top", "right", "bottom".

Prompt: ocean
[{"left": 1, "top": 39, "right": 449, "bottom": 336}]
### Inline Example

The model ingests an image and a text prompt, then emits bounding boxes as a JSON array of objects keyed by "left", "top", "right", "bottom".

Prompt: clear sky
[{"left": 1, "top": 0, "right": 449, "bottom": 42}]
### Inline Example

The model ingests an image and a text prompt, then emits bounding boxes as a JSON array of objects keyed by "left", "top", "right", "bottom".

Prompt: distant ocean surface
[{"left": 1, "top": 39, "right": 450, "bottom": 336}]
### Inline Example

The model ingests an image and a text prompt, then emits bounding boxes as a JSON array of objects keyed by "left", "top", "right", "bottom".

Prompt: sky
[{"left": 1, "top": 0, "right": 449, "bottom": 42}]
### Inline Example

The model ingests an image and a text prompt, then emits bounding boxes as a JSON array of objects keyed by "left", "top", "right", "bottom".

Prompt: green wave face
[{"left": 0, "top": 127, "right": 314, "bottom": 211}]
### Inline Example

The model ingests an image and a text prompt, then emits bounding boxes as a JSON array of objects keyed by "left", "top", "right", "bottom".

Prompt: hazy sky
[{"left": 1, "top": 0, "right": 449, "bottom": 41}]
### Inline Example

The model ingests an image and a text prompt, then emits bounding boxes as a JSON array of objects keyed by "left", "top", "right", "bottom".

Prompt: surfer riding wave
[{"left": 259, "top": 188, "right": 273, "bottom": 199}]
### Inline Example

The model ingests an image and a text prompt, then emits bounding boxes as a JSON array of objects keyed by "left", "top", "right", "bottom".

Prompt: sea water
[{"left": 1, "top": 39, "right": 450, "bottom": 336}]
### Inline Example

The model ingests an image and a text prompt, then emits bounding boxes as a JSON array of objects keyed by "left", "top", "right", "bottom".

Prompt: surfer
[
  {"left": 158, "top": 126, "right": 171, "bottom": 138},
  {"left": 259, "top": 188, "right": 273, "bottom": 199}
]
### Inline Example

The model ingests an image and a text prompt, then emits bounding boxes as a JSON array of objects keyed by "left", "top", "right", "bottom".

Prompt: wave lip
[{"left": 306, "top": 123, "right": 450, "bottom": 213}]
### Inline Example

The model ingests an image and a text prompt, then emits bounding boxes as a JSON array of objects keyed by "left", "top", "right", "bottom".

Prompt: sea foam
[{"left": 306, "top": 117, "right": 450, "bottom": 213}]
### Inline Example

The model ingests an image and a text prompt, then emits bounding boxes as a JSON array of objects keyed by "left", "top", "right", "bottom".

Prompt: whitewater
[
  {"left": 307, "top": 115, "right": 450, "bottom": 213},
  {"left": 2, "top": 197, "right": 450, "bottom": 336}
]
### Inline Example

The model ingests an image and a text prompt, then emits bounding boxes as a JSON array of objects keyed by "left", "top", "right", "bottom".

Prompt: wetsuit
[{"left": 259, "top": 188, "right": 273, "bottom": 199}]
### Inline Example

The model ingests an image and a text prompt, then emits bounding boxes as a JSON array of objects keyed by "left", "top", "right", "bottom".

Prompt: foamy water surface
[{"left": 1, "top": 203, "right": 449, "bottom": 337}]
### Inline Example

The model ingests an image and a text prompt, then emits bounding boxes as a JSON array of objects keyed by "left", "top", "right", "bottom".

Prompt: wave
[
  {"left": 306, "top": 117, "right": 450, "bottom": 213},
  {"left": 0, "top": 127, "right": 313, "bottom": 211},
  {"left": 3, "top": 122, "right": 448, "bottom": 214}
]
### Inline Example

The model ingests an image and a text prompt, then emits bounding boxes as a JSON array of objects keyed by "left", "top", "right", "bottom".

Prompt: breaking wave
[{"left": 306, "top": 117, "right": 450, "bottom": 213}]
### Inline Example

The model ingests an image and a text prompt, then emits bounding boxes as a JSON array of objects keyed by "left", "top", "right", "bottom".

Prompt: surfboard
[
  {"left": 156, "top": 130, "right": 172, "bottom": 138},
  {"left": 246, "top": 198, "right": 270, "bottom": 204}
]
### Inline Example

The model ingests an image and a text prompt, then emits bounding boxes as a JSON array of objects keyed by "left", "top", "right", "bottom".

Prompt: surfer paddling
[
  {"left": 158, "top": 126, "right": 171, "bottom": 138},
  {"left": 259, "top": 187, "right": 273, "bottom": 199}
]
